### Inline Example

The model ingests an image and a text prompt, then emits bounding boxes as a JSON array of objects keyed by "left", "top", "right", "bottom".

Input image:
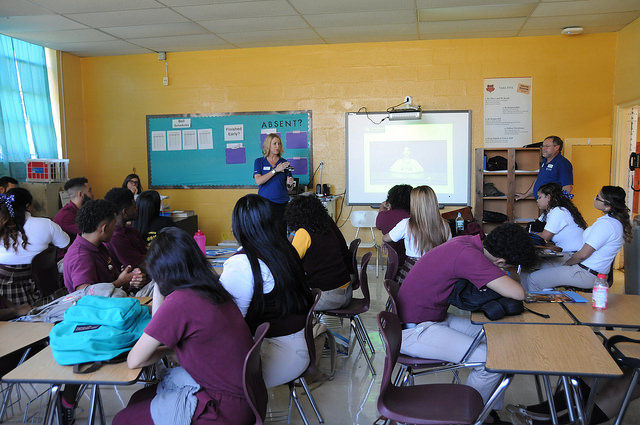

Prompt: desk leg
[
  {"left": 570, "top": 378, "right": 586, "bottom": 425},
  {"left": 96, "top": 387, "right": 106, "bottom": 425},
  {"left": 583, "top": 377, "right": 599, "bottom": 425},
  {"left": 0, "top": 347, "right": 32, "bottom": 422},
  {"left": 461, "top": 328, "right": 485, "bottom": 363},
  {"left": 614, "top": 369, "right": 639, "bottom": 425},
  {"left": 472, "top": 374, "right": 512, "bottom": 425},
  {"left": 87, "top": 385, "right": 98, "bottom": 425},
  {"left": 561, "top": 376, "right": 576, "bottom": 423},
  {"left": 43, "top": 385, "right": 60, "bottom": 425},
  {"left": 543, "top": 376, "right": 559, "bottom": 425}
]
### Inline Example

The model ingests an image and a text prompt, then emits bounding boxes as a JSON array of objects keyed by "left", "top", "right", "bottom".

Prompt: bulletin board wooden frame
[{"left": 146, "top": 110, "right": 312, "bottom": 189}]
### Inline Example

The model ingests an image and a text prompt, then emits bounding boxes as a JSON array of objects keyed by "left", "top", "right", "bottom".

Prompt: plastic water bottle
[
  {"left": 455, "top": 212, "right": 465, "bottom": 234},
  {"left": 592, "top": 273, "right": 608, "bottom": 310},
  {"left": 194, "top": 230, "right": 206, "bottom": 255}
]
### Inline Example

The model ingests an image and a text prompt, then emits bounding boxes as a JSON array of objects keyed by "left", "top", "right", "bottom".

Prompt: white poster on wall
[{"left": 484, "top": 77, "right": 532, "bottom": 148}]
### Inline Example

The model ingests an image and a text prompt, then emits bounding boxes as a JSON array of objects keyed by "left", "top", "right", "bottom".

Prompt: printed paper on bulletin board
[
  {"left": 484, "top": 77, "right": 532, "bottom": 148},
  {"left": 146, "top": 111, "right": 312, "bottom": 188}
]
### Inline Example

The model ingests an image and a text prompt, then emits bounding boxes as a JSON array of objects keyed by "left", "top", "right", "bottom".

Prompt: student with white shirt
[
  {"left": 382, "top": 185, "right": 451, "bottom": 283},
  {"left": 535, "top": 183, "right": 586, "bottom": 253},
  {"left": 523, "top": 186, "right": 632, "bottom": 291},
  {"left": 0, "top": 188, "right": 70, "bottom": 305},
  {"left": 219, "top": 194, "right": 313, "bottom": 388}
]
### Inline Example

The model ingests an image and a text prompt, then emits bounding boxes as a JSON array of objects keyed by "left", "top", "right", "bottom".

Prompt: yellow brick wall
[{"left": 62, "top": 34, "right": 617, "bottom": 242}]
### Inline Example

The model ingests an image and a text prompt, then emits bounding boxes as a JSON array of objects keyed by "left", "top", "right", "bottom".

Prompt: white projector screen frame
[{"left": 346, "top": 110, "right": 471, "bottom": 206}]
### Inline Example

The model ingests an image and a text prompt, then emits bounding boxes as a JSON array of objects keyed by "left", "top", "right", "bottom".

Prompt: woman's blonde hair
[
  {"left": 407, "top": 185, "right": 450, "bottom": 256},
  {"left": 262, "top": 133, "right": 284, "bottom": 157}
]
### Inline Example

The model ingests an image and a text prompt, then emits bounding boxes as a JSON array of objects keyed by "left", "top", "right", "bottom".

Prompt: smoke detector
[{"left": 561, "top": 26, "right": 583, "bottom": 35}]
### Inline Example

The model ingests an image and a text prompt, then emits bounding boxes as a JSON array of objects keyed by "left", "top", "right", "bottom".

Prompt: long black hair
[
  {"left": 232, "top": 195, "right": 311, "bottom": 323},
  {"left": 0, "top": 188, "right": 32, "bottom": 251},
  {"left": 538, "top": 183, "right": 587, "bottom": 229},
  {"left": 136, "top": 190, "right": 161, "bottom": 236},
  {"left": 145, "top": 227, "right": 232, "bottom": 305},
  {"left": 285, "top": 195, "right": 332, "bottom": 234},
  {"left": 122, "top": 174, "right": 142, "bottom": 193},
  {"left": 600, "top": 186, "right": 633, "bottom": 243}
]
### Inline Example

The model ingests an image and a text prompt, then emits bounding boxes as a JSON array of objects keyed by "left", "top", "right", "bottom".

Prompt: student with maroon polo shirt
[
  {"left": 103, "top": 187, "right": 147, "bottom": 268},
  {"left": 285, "top": 195, "right": 352, "bottom": 311},
  {"left": 397, "top": 223, "right": 536, "bottom": 424},
  {"left": 376, "top": 185, "right": 411, "bottom": 270},
  {"left": 63, "top": 199, "right": 143, "bottom": 293},
  {"left": 54, "top": 177, "right": 93, "bottom": 260},
  {"left": 114, "top": 228, "right": 256, "bottom": 425}
]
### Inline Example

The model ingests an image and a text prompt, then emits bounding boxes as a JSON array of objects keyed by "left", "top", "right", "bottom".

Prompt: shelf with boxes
[{"left": 475, "top": 148, "right": 540, "bottom": 232}]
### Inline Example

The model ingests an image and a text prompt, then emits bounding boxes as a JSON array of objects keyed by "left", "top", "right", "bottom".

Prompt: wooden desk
[
  {"left": 471, "top": 303, "right": 575, "bottom": 325},
  {"left": 2, "top": 346, "right": 141, "bottom": 386},
  {"left": 134, "top": 296, "right": 153, "bottom": 306},
  {"left": 563, "top": 294, "right": 640, "bottom": 328},
  {"left": 0, "top": 322, "right": 53, "bottom": 358},
  {"left": 485, "top": 324, "right": 621, "bottom": 377}
]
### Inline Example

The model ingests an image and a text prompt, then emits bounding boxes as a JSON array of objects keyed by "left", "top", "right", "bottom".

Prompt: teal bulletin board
[{"left": 146, "top": 110, "right": 312, "bottom": 188}]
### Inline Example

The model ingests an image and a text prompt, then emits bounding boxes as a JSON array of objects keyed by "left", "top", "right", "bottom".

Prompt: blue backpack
[{"left": 50, "top": 296, "right": 151, "bottom": 373}]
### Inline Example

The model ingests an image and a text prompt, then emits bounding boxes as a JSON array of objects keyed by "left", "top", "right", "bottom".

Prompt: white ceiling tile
[
  {"left": 233, "top": 38, "right": 322, "bottom": 48},
  {"left": 419, "top": 4, "right": 536, "bottom": 21},
  {"left": 316, "top": 23, "right": 418, "bottom": 38},
  {"left": 523, "top": 12, "right": 640, "bottom": 29},
  {"left": 421, "top": 29, "right": 518, "bottom": 39},
  {"left": 129, "top": 33, "right": 233, "bottom": 51},
  {"left": 67, "top": 8, "right": 188, "bottom": 28},
  {"left": 322, "top": 32, "right": 420, "bottom": 44},
  {"left": 518, "top": 25, "right": 620, "bottom": 36},
  {"left": 305, "top": 10, "right": 416, "bottom": 28},
  {"left": 0, "top": 15, "right": 87, "bottom": 32},
  {"left": 532, "top": 0, "right": 640, "bottom": 17},
  {"left": 419, "top": 17, "right": 525, "bottom": 33},
  {"left": 222, "top": 28, "right": 321, "bottom": 43},
  {"left": 7, "top": 29, "right": 115, "bottom": 44},
  {"left": 103, "top": 23, "right": 207, "bottom": 39},
  {"left": 48, "top": 40, "right": 153, "bottom": 56},
  {"left": 28, "top": 0, "right": 165, "bottom": 14},
  {"left": 175, "top": 1, "right": 296, "bottom": 20},
  {"left": 417, "top": 0, "right": 539, "bottom": 7},
  {"left": 162, "top": 0, "right": 266, "bottom": 4},
  {"left": 198, "top": 15, "right": 308, "bottom": 33},
  {"left": 289, "top": 0, "right": 415, "bottom": 14},
  {"left": 0, "top": 0, "right": 53, "bottom": 16}
]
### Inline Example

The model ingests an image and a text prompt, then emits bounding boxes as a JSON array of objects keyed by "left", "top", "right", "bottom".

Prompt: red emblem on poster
[{"left": 486, "top": 84, "right": 495, "bottom": 93}]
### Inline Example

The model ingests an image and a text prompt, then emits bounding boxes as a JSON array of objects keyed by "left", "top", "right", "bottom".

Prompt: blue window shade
[{"left": 0, "top": 34, "right": 58, "bottom": 179}]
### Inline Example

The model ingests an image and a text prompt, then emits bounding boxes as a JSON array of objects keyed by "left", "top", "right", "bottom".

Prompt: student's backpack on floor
[{"left": 50, "top": 296, "right": 151, "bottom": 373}]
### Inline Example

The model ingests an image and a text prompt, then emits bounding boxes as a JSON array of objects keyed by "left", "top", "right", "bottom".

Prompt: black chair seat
[
  {"left": 323, "top": 298, "right": 369, "bottom": 317},
  {"left": 398, "top": 354, "right": 448, "bottom": 368},
  {"left": 378, "top": 383, "right": 484, "bottom": 425}
]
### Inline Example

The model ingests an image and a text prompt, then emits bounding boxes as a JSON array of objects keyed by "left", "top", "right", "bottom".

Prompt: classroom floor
[{"left": 1, "top": 268, "right": 638, "bottom": 425}]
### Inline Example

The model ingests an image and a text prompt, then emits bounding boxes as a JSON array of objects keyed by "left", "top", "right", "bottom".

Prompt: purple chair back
[
  {"left": 348, "top": 238, "right": 361, "bottom": 290},
  {"left": 383, "top": 242, "right": 399, "bottom": 282},
  {"left": 304, "top": 289, "right": 322, "bottom": 375},
  {"left": 377, "top": 311, "right": 403, "bottom": 396},
  {"left": 243, "top": 322, "right": 270, "bottom": 425},
  {"left": 358, "top": 251, "right": 372, "bottom": 307},
  {"left": 383, "top": 279, "right": 400, "bottom": 315}
]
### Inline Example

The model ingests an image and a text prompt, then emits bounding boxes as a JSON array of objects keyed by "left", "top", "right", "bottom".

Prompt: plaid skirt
[
  {"left": 0, "top": 264, "right": 40, "bottom": 305},
  {"left": 395, "top": 256, "right": 419, "bottom": 286}
]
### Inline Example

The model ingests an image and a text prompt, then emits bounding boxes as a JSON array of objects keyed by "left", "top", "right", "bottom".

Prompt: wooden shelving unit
[{"left": 475, "top": 148, "right": 541, "bottom": 232}]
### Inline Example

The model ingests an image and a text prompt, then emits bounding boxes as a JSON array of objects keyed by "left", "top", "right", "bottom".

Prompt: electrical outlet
[
  {"left": 319, "top": 161, "right": 325, "bottom": 168},
  {"left": 162, "top": 76, "right": 169, "bottom": 86}
]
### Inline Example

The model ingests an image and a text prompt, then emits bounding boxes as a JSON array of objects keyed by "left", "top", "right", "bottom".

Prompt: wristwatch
[{"left": 271, "top": 169, "right": 276, "bottom": 174}]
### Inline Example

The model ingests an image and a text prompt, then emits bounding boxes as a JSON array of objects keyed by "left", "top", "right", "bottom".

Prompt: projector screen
[{"left": 346, "top": 111, "right": 471, "bottom": 206}]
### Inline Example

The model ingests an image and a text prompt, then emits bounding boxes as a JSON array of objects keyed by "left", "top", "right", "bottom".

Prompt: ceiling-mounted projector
[
  {"left": 561, "top": 26, "right": 583, "bottom": 35},
  {"left": 388, "top": 110, "right": 422, "bottom": 121}
]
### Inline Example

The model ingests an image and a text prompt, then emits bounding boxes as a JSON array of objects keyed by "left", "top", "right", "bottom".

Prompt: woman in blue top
[{"left": 253, "top": 133, "right": 293, "bottom": 233}]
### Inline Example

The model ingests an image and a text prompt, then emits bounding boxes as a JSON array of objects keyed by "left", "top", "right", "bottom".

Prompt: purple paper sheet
[
  {"left": 225, "top": 147, "right": 246, "bottom": 164},
  {"left": 285, "top": 131, "right": 308, "bottom": 149},
  {"left": 260, "top": 132, "right": 281, "bottom": 145},
  {"left": 288, "top": 158, "right": 308, "bottom": 175}
]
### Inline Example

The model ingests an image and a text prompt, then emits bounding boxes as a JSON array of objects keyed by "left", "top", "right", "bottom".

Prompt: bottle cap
[{"left": 596, "top": 273, "right": 607, "bottom": 279}]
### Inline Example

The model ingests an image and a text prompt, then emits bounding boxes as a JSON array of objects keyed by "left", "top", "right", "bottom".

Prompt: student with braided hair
[{"left": 0, "top": 188, "right": 69, "bottom": 305}]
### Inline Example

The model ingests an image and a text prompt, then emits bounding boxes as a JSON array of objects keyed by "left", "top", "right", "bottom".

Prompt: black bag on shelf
[
  {"left": 483, "top": 210, "right": 508, "bottom": 223},
  {"left": 483, "top": 183, "right": 505, "bottom": 197},
  {"left": 486, "top": 155, "right": 518, "bottom": 171}
]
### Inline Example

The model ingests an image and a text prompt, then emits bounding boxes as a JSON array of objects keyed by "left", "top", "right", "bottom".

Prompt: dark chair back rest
[
  {"left": 383, "top": 279, "right": 400, "bottom": 315},
  {"left": 358, "top": 252, "right": 372, "bottom": 307},
  {"left": 377, "top": 311, "right": 402, "bottom": 396},
  {"left": 348, "top": 238, "right": 361, "bottom": 290},
  {"left": 383, "top": 242, "right": 399, "bottom": 281},
  {"left": 31, "top": 246, "right": 60, "bottom": 298},
  {"left": 304, "top": 289, "right": 322, "bottom": 375},
  {"left": 243, "top": 322, "right": 270, "bottom": 425}
]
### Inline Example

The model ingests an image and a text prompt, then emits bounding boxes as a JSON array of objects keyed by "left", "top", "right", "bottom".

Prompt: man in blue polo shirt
[{"left": 516, "top": 136, "right": 573, "bottom": 200}]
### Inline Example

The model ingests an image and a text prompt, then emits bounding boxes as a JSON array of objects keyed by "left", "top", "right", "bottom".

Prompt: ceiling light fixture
[{"left": 561, "top": 26, "right": 584, "bottom": 35}]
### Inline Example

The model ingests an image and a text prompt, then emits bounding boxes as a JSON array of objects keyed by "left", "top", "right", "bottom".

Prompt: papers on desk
[
  {"left": 526, "top": 291, "right": 588, "bottom": 303},
  {"left": 206, "top": 248, "right": 236, "bottom": 257}
]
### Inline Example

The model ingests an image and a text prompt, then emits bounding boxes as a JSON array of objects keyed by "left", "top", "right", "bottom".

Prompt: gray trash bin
[{"left": 624, "top": 222, "right": 640, "bottom": 294}]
